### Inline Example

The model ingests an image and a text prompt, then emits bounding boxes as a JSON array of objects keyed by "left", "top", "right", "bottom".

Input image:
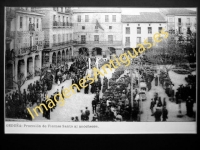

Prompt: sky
[
  {"left": 121, "top": 8, "right": 197, "bottom": 15},
  {"left": 72, "top": 7, "right": 197, "bottom": 15}
]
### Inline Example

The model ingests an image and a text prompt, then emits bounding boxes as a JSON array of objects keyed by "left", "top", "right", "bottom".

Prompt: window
[
  {"left": 53, "top": 7, "right": 57, "bottom": 11},
  {"left": 158, "top": 27, "right": 162, "bottom": 33},
  {"left": 35, "top": 37, "right": 39, "bottom": 45},
  {"left": 58, "top": 16, "right": 60, "bottom": 23},
  {"left": 85, "top": 15, "right": 89, "bottom": 22},
  {"left": 29, "top": 18, "right": 32, "bottom": 23},
  {"left": 53, "top": 15, "right": 56, "bottom": 21},
  {"left": 137, "top": 27, "right": 141, "bottom": 34},
  {"left": 95, "top": 26, "right": 98, "bottom": 29},
  {"left": 136, "top": 37, "right": 141, "bottom": 44},
  {"left": 179, "top": 27, "right": 182, "bottom": 34},
  {"left": 66, "top": 34, "right": 68, "bottom": 42},
  {"left": 126, "top": 27, "right": 130, "bottom": 34},
  {"left": 63, "top": 34, "right": 65, "bottom": 43},
  {"left": 70, "top": 34, "right": 72, "bottom": 41},
  {"left": 61, "top": 7, "right": 63, "bottom": 12},
  {"left": 53, "top": 34, "right": 56, "bottom": 44},
  {"left": 109, "top": 26, "right": 112, "bottom": 29},
  {"left": 58, "top": 34, "right": 61, "bottom": 43},
  {"left": 148, "top": 37, "right": 153, "bottom": 43},
  {"left": 178, "top": 18, "right": 181, "bottom": 23},
  {"left": 148, "top": 27, "right": 152, "bottom": 34},
  {"left": 20, "top": 17, "right": 23, "bottom": 28},
  {"left": 81, "top": 35, "right": 86, "bottom": 44},
  {"left": 82, "top": 26, "right": 85, "bottom": 30},
  {"left": 125, "top": 37, "right": 130, "bottom": 46},
  {"left": 105, "top": 15, "right": 109, "bottom": 22},
  {"left": 78, "top": 15, "right": 81, "bottom": 22},
  {"left": 94, "top": 35, "right": 99, "bottom": 43},
  {"left": 112, "top": 15, "right": 116, "bottom": 22},
  {"left": 36, "top": 19, "right": 39, "bottom": 28},
  {"left": 108, "top": 35, "right": 113, "bottom": 43}
]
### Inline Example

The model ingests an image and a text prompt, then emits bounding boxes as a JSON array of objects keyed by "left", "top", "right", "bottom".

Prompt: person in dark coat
[
  {"left": 92, "top": 98, "right": 97, "bottom": 114},
  {"left": 132, "top": 100, "right": 139, "bottom": 121},
  {"left": 162, "top": 106, "right": 168, "bottom": 121},
  {"left": 46, "top": 104, "right": 50, "bottom": 120},
  {"left": 23, "top": 89, "right": 27, "bottom": 104},
  {"left": 95, "top": 91, "right": 100, "bottom": 102},
  {"left": 90, "top": 82, "right": 95, "bottom": 94},
  {"left": 186, "top": 96, "right": 194, "bottom": 117},
  {"left": 84, "top": 80, "right": 89, "bottom": 94},
  {"left": 85, "top": 107, "right": 90, "bottom": 121},
  {"left": 154, "top": 99, "right": 162, "bottom": 122},
  {"left": 150, "top": 98, "right": 155, "bottom": 116},
  {"left": 80, "top": 110, "right": 86, "bottom": 121},
  {"left": 155, "top": 75, "right": 158, "bottom": 86}
]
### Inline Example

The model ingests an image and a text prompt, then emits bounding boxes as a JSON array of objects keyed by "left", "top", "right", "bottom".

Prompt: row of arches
[
  {"left": 17, "top": 54, "right": 40, "bottom": 80},
  {"left": 78, "top": 47, "right": 116, "bottom": 56},
  {"left": 52, "top": 48, "right": 71, "bottom": 66}
]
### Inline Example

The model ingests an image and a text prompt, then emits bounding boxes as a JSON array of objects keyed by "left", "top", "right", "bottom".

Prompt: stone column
[
  {"left": 88, "top": 57, "right": 91, "bottom": 69},
  {"left": 32, "top": 55, "right": 35, "bottom": 78},
  {"left": 24, "top": 57, "right": 27, "bottom": 78},
  {"left": 39, "top": 51, "right": 42, "bottom": 69}
]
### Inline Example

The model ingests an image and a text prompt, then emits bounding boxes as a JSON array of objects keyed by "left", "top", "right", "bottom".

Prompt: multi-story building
[
  {"left": 121, "top": 12, "right": 167, "bottom": 52},
  {"left": 72, "top": 8, "right": 123, "bottom": 60},
  {"left": 37, "top": 7, "right": 73, "bottom": 69},
  {"left": 5, "top": 7, "right": 44, "bottom": 89},
  {"left": 159, "top": 8, "right": 197, "bottom": 35}
]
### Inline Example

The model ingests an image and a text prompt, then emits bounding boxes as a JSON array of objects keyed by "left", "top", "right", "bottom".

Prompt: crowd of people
[{"left": 5, "top": 54, "right": 196, "bottom": 121}]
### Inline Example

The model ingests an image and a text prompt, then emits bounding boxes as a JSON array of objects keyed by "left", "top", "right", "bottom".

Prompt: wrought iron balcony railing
[
  {"left": 72, "top": 41, "right": 122, "bottom": 45},
  {"left": 52, "top": 41, "right": 73, "bottom": 47}
]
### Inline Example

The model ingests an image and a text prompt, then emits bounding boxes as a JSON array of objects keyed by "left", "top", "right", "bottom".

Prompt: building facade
[
  {"left": 159, "top": 8, "right": 197, "bottom": 35},
  {"left": 5, "top": 7, "right": 197, "bottom": 90},
  {"left": 5, "top": 7, "right": 44, "bottom": 89},
  {"left": 72, "top": 8, "right": 123, "bottom": 60},
  {"left": 122, "top": 12, "right": 167, "bottom": 52},
  {"left": 37, "top": 7, "right": 73, "bottom": 69}
]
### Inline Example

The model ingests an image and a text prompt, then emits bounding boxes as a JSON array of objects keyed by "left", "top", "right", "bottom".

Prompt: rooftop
[
  {"left": 122, "top": 12, "right": 166, "bottom": 23},
  {"left": 159, "top": 8, "right": 196, "bottom": 15},
  {"left": 73, "top": 7, "right": 121, "bottom": 13}
]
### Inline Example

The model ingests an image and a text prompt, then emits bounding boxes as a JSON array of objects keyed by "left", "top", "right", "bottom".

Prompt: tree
[
  {"left": 145, "top": 33, "right": 189, "bottom": 75},
  {"left": 10, "top": 73, "right": 32, "bottom": 100}
]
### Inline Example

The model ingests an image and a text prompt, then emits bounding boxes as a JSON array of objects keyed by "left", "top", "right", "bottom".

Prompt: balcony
[
  {"left": 178, "top": 22, "right": 183, "bottom": 26},
  {"left": 44, "top": 41, "right": 50, "bottom": 48},
  {"left": 29, "top": 23, "right": 35, "bottom": 31},
  {"left": 73, "top": 41, "right": 122, "bottom": 46},
  {"left": 6, "top": 9, "right": 16, "bottom": 19},
  {"left": 53, "top": 21, "right": 73, "bottom": 28},
  {"left": 52, "top": 41, "right": 73, "bottom": 47},
  {"left": 15, "top": 7, "right": 43, "bottom": 15},
  {"left": 186, "top": 22, "right": 192, "bottom": 27}
]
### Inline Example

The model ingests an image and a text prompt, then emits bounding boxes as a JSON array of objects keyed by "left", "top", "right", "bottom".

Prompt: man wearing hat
[{"left": 92, "top": 98, "right": 97, "bottom": 114}]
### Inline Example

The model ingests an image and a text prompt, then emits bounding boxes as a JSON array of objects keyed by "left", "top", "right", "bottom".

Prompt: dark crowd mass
[{"left": 5, "top": 55, "right": 196, "bottom": 122}]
